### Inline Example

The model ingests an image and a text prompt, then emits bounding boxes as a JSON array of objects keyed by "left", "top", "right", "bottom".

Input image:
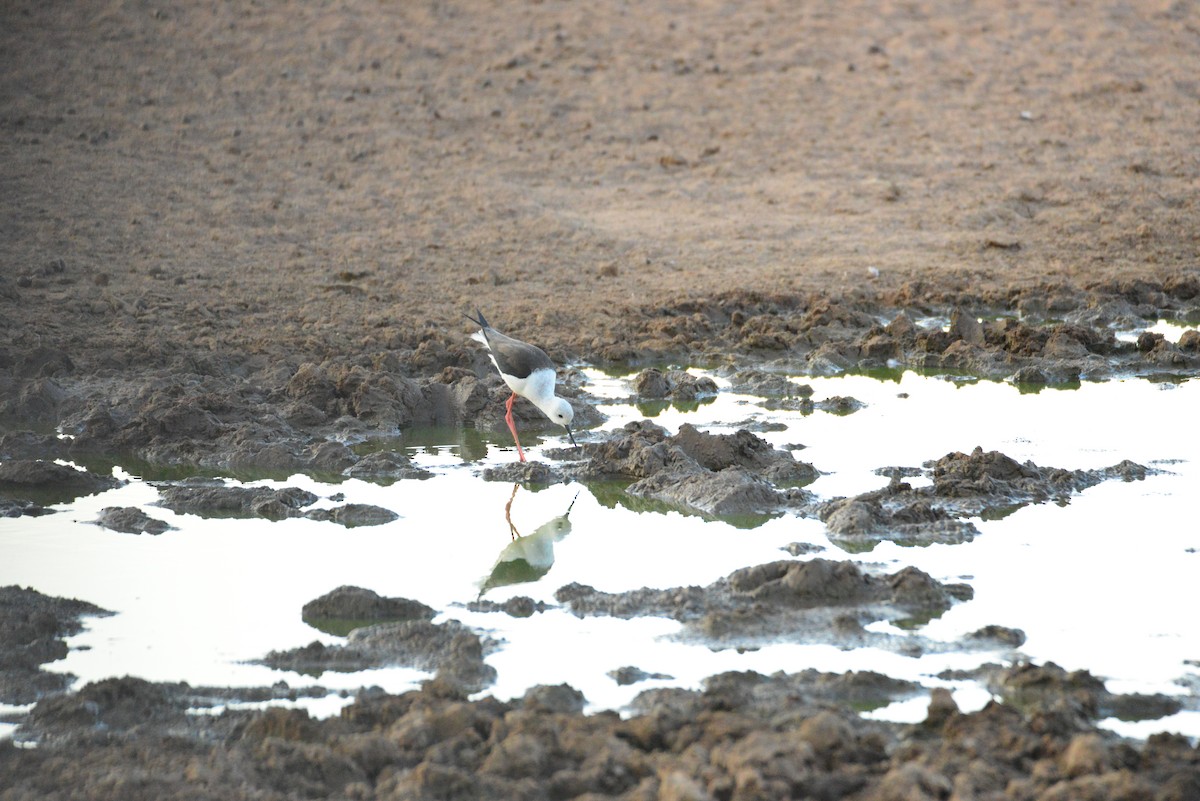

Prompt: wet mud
[
  {"left": 554, "top": 558, "right": 978, "bottom": 655},
  {"left": 815, "top": 448, "right": 1157, "bottom": 549},
  {"left": 156, "top": 481, "right": 398, "bottom": 527},
  {"left": 0, "top": 587, "right": 110, "bottom": 706},
  {"left": 5, "top": 657, "right": 1200, "bottom": 801}
]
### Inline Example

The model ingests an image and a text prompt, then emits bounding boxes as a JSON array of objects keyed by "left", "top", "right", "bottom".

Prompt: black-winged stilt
[{"left": 466, "top": 310, "right": 577, "bottom": 461}]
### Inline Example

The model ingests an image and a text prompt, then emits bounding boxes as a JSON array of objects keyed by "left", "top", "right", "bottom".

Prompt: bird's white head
[
  {"left": 537, "top": 396, "right": 578, "bottom": 447},
  {"left": 544, "top": 396, "right": 574, "bottom": 428}
]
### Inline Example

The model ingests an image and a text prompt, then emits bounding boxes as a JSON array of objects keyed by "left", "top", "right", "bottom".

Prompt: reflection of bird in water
[
  {"left": 479, "top": 485, "right": 578, "bottom": 595},
  {"left": 466, "top": 310, "right": 577, "bottom": 462}
]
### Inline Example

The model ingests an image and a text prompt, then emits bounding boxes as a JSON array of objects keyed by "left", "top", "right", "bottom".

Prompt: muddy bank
[
  {"left": 3, "top": 283, "right": 1200, "bottom": 481},
  {"left": 0, "top": 586, "right": 110, "bottom": 706},
  {"left": 5, "top": 665, "right": 1199, "bottom": 801}
]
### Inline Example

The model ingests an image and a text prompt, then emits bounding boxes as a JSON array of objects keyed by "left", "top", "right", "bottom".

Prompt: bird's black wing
[{"left": 485, "top": 329, "right": 555, "bottom": 379}]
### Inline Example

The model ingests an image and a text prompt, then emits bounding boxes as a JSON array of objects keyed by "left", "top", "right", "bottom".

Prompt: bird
[{"left": 466, "top": 310, "right": 577, "bottom": 462}]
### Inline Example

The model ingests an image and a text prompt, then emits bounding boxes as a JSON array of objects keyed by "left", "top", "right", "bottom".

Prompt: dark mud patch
[
  {"left": 945, "top": 661, "right": 1194, "bottom": 731},
  {"left": 343, "top": 449, "right": 434, "bottom": 482},
  {"left": 92, "top": 506, "right": 174, "bottom": 535},
  {"left": 543, "top": 421, "right": 817, "bottom": 518},
  {"left": 609, "top": 666, "right": 675, "bottom": 686},
  {"left": 0, "top": 459, "right": 122, "bottom": 507},
  {"left": 486, "top": 420, "right": 819, "bottom": 517},
  {"left": 0, "top": 499, "right": 54, "bottom": 518},
  {"left": 156, "top": 481, "right": 397, "bottom": 526},
  {"left": 260, "top": 619, "right": 497, "bottom": 695},
  {"left": 815, "top": 447, "right": 1157, "bottom": 549},
  {"left": 466, "top": 595, "right": 553, "bottom": 618},
  {"left": 0, "top": 586, "right": 111, "bottom": 705},
  {"left": 632, "top": 367, "right": 719, "bottom": 400},
  {"left": 554, "top": 557, "right": 982, "bottom": 654},
  {"left": 12, "top": 675, "right": 334, "bottom": 747},
  {"left": 301, "top": 586, "right": 436, "bottom": 636}
]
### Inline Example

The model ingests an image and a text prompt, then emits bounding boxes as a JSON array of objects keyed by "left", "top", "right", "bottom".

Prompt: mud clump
[
  {"left": 608, "top": 666, "right": 674, "bottom": 686},
  {"left": 481, "top": 460, "right": 565, "bottom": 485},
  {"left": 24, "top": 676, "right": 183, "bottom": 742},
  {"left": 726, "top": 368, "right": 814, "bottom": 398},
  {"left": 815, "top": 447, "right": 1156, "bottom": 548},
  {"left": 301, "top": 503, "right": 399, "bottom": 528},
  {"left": 301, "top": 586, "right": 436, "bottom": 636},
  {"left": 983, "top": 662, "right": 1186, "bottom": 730},
  {"left": 260, "top": 619, "right": 497, "bottom": 695},
  {"left": 561, "top": 421, "right": 816, "bottom": 516},
  {"left": 156, "top": 482, "right": 397, "bottom": 526},
  {"left": 92, "top": 506, "right": 173, "bottom": 535},
  {"left": 555, "top": 557, "right": 973, "bottom": 652},
  {"left": 0, "top": 586, "right": 111, "bottom": 705},
  {"left": 0, "top": 460, "right": 122, "bottom": 506},
  {"left": 632, "top": 368, "right": 718, "bottom": 400},
  {"left": 157, "top": 483, "right": 319, "bottom": 519},
  {"left": 344, "top": 450, "right": 433, "bottom": 482}
]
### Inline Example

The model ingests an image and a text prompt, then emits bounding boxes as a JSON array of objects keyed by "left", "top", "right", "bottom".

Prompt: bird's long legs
[
  {"left": 504, "top": 391, "right": 526, "bottom": 462},
  {"left": 505, "top": 482, "right": 521, "bottom": 539}
]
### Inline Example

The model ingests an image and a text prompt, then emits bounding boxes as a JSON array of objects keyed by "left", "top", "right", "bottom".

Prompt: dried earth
[{"left": 2, "top": 0, "right": 1200, "bottom": 797}]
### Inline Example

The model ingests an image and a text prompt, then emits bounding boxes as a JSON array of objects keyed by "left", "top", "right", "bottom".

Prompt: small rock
[{"left": 608, "top": 666, "right": 674, "bottom": 686}]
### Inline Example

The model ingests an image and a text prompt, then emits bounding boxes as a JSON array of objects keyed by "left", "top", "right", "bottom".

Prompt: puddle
[
  {"left": 2, "top": 369, "right": 1198, "bottom": 738},
  {"left": 1113, "top": 318, "right": 1198, "bottom": 344}
]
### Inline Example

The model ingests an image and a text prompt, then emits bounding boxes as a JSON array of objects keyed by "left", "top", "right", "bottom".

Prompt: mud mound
[
  {"left": 92, "top": 506, "right": 173, "bottom": 535},
  {"left": 0, "top": 460, "right": 122, "bottom": 507},
  {"left": 10, "top": 665, "right": 1192, "bottom": 801},
  {"left": 815, "top": 448, "right": 1156, "bottom": 548},
  {"left": 301, "top": 586, "right": 436, "bottom": 636},
  {"left": 559, "top": 421, "right": 815, "bottom": 516},
  {"left": 555, "top": 557, "right": 974, "bottom": 652}
]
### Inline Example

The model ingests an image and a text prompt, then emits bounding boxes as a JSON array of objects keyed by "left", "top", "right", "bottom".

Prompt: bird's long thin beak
[{"left": 565, "top": 425, "right": 578, "bottom": 449}]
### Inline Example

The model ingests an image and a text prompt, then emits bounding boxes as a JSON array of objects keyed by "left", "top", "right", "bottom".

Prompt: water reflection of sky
[{"left": 1, "top": 370, "right": 1197, "bottom": 739}]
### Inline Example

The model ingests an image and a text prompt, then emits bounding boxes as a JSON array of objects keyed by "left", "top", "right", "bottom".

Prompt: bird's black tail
[{"left": 465, "top": 309, "right": 490, "bottom": 330}]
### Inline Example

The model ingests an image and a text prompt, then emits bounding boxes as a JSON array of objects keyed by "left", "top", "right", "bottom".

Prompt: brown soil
[
  {"left": 3, "top": 1, "right": 1199, "bottom": 378},
  {"left": 3, "top": 0, "right": 1200, "bottom": 797}
]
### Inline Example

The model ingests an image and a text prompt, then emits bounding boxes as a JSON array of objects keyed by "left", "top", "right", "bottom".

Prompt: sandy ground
[
  {"left": 3, "top": 0, "right": 1198, "bottom": 370},
  {"left": 3, "top": 0, "right": 1200, "bottom": 798}
]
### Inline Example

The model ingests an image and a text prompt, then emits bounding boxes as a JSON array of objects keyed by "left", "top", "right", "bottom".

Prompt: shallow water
[{"left": 2, "top": 369, "right": 1198, "bottom": 739}]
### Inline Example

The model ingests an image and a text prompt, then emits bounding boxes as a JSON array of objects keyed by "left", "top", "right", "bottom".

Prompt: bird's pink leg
[
  {"left": 505, "top": 482, "right": 521, "bottom": 539},
  {"left": 505, "top": 392, "right": 526, "bottom": 462}
]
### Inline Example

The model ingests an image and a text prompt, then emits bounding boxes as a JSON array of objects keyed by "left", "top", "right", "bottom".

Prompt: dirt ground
[{"left": 3, "top": 0, "right": 1200, "bottom": 798}]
